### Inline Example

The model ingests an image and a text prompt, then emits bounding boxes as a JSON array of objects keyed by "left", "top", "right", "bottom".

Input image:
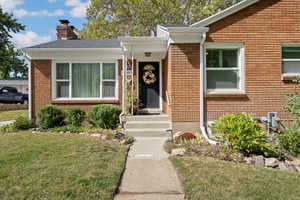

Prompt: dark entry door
[{"left": 139, "top": 62, "right": 160, "bottom": 109}]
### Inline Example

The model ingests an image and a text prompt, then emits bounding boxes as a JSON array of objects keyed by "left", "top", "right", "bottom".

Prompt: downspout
[
  {"left": 24, "top": 54, "right": 32, "bottom": 120},
  {"left": 119, "top": 53, "right": 127, "bottom": 127},
  {"left": 200, "top": 32, "right": 218, "bottom": 145}
]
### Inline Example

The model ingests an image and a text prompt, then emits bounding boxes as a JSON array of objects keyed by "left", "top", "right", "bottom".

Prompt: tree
[
  {"left": 81, "top": 0, "right": 242, "bottom": 39},
  {"left": 0, "top": 7, "right": 27, "bottom": 79}
]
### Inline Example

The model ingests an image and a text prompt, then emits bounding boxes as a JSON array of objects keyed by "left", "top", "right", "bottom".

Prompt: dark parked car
[{"left": 0, "top": 87, "right": 28, "bottom": 104}]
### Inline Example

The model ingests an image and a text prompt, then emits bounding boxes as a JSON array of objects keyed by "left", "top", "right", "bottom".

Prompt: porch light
[{"left": 144, "top": 52, "right": 152, "bottom": 57}]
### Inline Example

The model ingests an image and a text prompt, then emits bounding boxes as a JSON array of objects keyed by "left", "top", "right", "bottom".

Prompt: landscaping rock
[
  {"left": 289, "top": 158, "right": 300, "bottom": 167},
  {"left": 59, "top": 131, "right": 64, "bottom": 134},
  {"left": 244, "top": 157, "right": 254, "bottom": 165},
  {"left": 90, "top": 133, "right": 102, "bottom": 137},
  {"left": 171, "top": 148, "right": 186, "bottom": 157},
  {"left": 173, "top": 131, "right": 182, "bottom": 138},
  {"left": 101, "top": 135, "right": 107, "bottom": 140},
  {"left": 79, "top": 132, "right": 86, "bottom": 135},
  {"left": 265, "top": 158, "right": 279, "bottom": 168},
  {"left": 254, "top": 156, "right": 265, "bottom": 167},
  {"left": 278, "top": 162, "right": 289, "bottom": 171}
]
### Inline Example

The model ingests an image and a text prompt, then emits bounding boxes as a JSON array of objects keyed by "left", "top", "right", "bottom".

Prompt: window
[
  {"left": 54, "top": 62, "right": 117, "bottom": 99},
  {"left": 205, "top": 43, "right": 244, "bottom": 92},
  {"left": 282, "top": 46, "right": 300, "bottom": 75}
]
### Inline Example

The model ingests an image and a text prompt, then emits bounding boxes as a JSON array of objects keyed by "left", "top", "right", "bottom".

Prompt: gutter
[{"left": 199, "top": 32, "right": 218, "bottom": 145}]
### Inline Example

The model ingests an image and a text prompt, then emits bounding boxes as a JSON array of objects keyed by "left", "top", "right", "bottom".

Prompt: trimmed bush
[
  {"left": 14, "top": 116, "right": 33, "bottom": 130},
  {"left": 88, "top": 104, "right": 121, "bottom": 129},
  {"left": 64, "top": 107, "right": 85, "bottom": 127},
  {"left": 212, "top": 113, "right": 269, "bottom": 156},
  {"left": 37, "top": 105, "right": 64, "bottom": 129},
  {"left": 0, "top": 117, "right": 32, "bottom": 132},
  {"left": 278, "top": 120, "right": 300, "bottom": 156}
]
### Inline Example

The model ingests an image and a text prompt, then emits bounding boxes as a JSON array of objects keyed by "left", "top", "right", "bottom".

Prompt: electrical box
[{"left": 268, "top": 112, "right": 279, "bottom": 129}]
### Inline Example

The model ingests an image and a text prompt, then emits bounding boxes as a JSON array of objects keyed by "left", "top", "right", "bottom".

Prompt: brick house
[{"left": 24, "top": 0, "right": 300, "bottom": 139}]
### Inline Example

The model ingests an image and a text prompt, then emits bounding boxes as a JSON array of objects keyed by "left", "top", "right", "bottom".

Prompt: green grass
[
  {"left": 0, "top": 110, "right": 28, "bottom": 122},
  {"left": 0, "top": 132, "right": 128, "bottom": 200},
  {"left": 171, "top": 157, "right": 300, "bottom": 200}
]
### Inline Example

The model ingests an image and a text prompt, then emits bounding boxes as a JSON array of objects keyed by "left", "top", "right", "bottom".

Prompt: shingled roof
[{"left": 25, "top": 39, "right": 121, "bottom": 49}]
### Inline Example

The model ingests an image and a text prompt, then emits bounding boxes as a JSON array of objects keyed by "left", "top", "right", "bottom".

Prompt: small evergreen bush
[
  {"left": 212, "top": 113, "right": 269, "bottom": 156},
  {"left": 64, "top": 107, "right": 85, "bottom": 127},
  {"left": 37, "top": 105, "right": 64, "bottom": 129},
  {"left": 88, "top": 104, "right": 121, "bottom": 129}
]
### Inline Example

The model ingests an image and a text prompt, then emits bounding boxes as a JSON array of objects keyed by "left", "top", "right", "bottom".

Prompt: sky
[{"left": 0, "top": 0, "right": 90, "bottom": 48}]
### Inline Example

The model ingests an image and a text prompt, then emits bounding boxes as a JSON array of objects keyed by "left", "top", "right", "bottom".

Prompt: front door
[{"left": 139, "top": 62, "right": 160, "bottom": 109}]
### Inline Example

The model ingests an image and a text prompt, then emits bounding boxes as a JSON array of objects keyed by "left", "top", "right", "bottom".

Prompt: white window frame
[
  {"left": 281, "top": 43, "right": 300, "bottom": 76},
  {"left": 205, "top": 43, "right": 245, "bottom": 94},
  {"left": 52, "top": 60, "right": 118, "bottom": 101}
]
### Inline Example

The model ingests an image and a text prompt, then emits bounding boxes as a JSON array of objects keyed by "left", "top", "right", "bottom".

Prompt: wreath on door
[{"left": 143, "top": 65, "right": 156, "bottom": 85}]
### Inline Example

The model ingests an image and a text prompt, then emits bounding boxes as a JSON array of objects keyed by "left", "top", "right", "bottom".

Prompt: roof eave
[
  {"left": 23, "top": 48, "right": 122, "bottom": 52},
  {"left": 190, "top": 0, "right": 261, "bottom": 27}
]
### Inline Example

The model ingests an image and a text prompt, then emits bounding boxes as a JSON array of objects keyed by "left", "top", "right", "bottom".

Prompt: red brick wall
[
  {"left": 205, "top": 0, "right": 300, "bottom": 121},
  {"left": 31, "top": 59, "right": 123, "bottom": 120},
  {"left": 167, "top": 0, "right": 300, "bottom": 127},
  {"left": 168, "top": 44, "right": 200, "bottom": 122}
]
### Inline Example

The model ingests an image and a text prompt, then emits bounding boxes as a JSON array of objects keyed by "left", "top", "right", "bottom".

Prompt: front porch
[{"left": 119, "top": 37, "right": 169, "bottom": 115}]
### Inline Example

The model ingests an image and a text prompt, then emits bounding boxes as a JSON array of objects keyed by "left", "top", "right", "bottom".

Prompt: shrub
[
  {"left": 212, "top": 113, "right": 269, "bottom": 156},
  {"left": 278, "top": 120, "right": 300, "bottom": 156},
  {"left": 64, "top": 107, "right": 85, "bottom": 127},
  {"left": 88, "top": 104, "right": 121, "bottom": 129},
  {"left": 37, "top": 105, "right": 64, "bottom": 129},
  {"left": 0, "top": 117, "right": 32, "bottom": 132},
  {"left": 13, "top": 116, "right": 33, "bottom": 130}
]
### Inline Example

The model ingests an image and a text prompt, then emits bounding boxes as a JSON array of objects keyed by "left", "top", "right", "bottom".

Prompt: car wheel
[{"left": 23, "top": 99, "right": 28, "bottom": 104}]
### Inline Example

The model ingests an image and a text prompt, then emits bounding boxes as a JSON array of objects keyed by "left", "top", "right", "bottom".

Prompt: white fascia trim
[
  {"left": 167, "top": 27, "right": 209, "bottom": 33},
  {"left": 191, "top": 0, "right": 261, "bottom": 27},
  {"left": 24, "top": 48, "right": 122, "bottom": 52},
  {"left": 119, "top": 37, "right": 167, "bottom": 43}
]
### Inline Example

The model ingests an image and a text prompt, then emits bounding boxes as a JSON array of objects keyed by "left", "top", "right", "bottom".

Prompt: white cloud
[
  {"left": 14, "top": 8, "right": 65, "bottom": 17},
  {"left": 48, "top": 0, "right": 59, "bottom": 2},
  {"left": 65, "top": 0, "right": 90, "bottom": 18},
  {"left": 11, "top": 32, "right": 52, "bottom": 49},
  {"left": 0, "top": 0, "right": 23, "bottom": 12}
]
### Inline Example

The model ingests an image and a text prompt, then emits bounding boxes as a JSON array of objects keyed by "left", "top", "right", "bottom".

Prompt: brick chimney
[{"left": 56, "top": 20, "right": 78, "bottom": 40}]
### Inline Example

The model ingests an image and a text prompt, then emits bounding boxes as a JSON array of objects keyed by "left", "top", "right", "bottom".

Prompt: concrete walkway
[{"left": 114, "top": 137, "right": 184, "bottom": 200}]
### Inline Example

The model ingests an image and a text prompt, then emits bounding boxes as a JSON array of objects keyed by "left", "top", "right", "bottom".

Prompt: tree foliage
[
  {"left": 81, "top": 0, "right": 242, "bottom": 38},
  {"left": 0, "top": 7, "right": 27, "bottom": 79}
]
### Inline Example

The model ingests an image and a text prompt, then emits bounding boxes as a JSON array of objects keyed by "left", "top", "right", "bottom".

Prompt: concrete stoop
[{"left": 125, "top": 115, "right": 171, "bottom": 138}]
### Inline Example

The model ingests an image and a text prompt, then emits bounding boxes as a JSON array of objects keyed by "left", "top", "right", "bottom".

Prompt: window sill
[
  {"left": 281, "top": 74, "right": 300, "bottom": 81},
  {"left": 51, "top": 99, "right": 119, "bottom": 104},
  {"left": 205, "top": 93, "right": 247, "bottom": 98}
]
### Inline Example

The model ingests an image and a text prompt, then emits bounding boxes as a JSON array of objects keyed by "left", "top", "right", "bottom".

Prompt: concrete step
[
  {"left": 126, "top": 129, "right": 171, "bottom": 138},
  {"left": 126, "top": 121, "right": 170, "bottom": 129},
  {"left": 125, "top": 115, "right": 169, "bottom": 122}
]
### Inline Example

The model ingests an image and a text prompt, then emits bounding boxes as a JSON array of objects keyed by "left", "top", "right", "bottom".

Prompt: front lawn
[
  {"left": 0, "top": 109, "right": 28, "bottom": 122},
  {"left": 0, "top": 132, "right": 128, "bottom": 200},
  {"left": 171, "top": 157, "right": 300, "bottom": 200}
]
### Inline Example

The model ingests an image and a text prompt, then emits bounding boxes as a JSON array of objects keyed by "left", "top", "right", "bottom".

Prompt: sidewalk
[{"left": 114, "top": 137, "right": 184, "bottom": 200}]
